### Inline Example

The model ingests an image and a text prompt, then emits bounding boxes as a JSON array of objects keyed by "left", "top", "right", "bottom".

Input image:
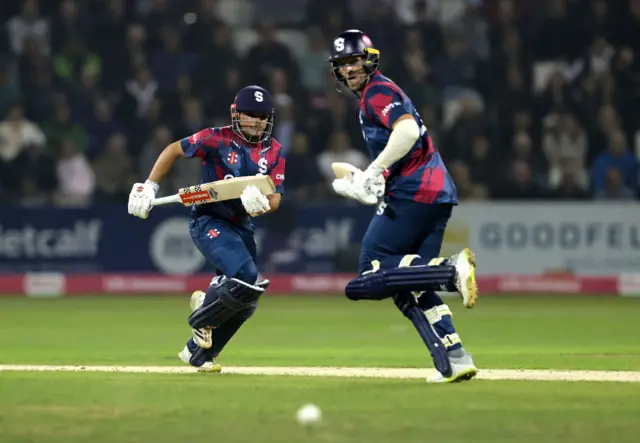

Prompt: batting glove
[
  {"left": 351, "top": 164, "right": 385, "bottom": 205},
  {"left": 240, "top": 185, "right": 270, "bottom": 217},
  {"left": 128, "top": 180, "right": 158, "bottom": 219}
]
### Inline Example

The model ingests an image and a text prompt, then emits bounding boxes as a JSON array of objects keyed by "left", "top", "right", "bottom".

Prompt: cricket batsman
[
  {"left": 127, "top": 86, "right": 285, "bottom": 372},
  {"left": 327, "top": 29, "right": 478, "bottom": 382}
]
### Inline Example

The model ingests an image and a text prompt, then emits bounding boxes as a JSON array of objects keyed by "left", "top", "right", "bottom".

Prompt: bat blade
[{"left": 176, "top": 175, "right": 276, "bottom": 206}]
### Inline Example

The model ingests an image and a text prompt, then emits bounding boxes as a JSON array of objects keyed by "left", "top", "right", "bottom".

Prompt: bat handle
[{"left": 151, "top": 194, "right": 182, "bottom": 206}]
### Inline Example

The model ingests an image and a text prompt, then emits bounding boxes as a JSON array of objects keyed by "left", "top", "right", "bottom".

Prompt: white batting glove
[
  {"left": 350, "top": 164, "right": 385, "bottom": 205},
  {"left": 332, "top": 178, "right": 359, "bottom": 200},
  {"left": 240, "top": 185, "right": 270, "bottom": 217},
  {"left": 128, "top": 181, "right": 158, "bottom": 219}
]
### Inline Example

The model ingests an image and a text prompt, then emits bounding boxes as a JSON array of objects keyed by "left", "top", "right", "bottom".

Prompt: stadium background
[{"left": 1, "top": 0, "right": 639, "bottom": 296}]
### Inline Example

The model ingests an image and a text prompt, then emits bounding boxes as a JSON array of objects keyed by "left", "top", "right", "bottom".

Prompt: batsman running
[
  {"left": 127, "top": 85, "right": 285, "bottom": 372},
  {"left": 328, "top": 29, "right": 478, "bottom": 383}
]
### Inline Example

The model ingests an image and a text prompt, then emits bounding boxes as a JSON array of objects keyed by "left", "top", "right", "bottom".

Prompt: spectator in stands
[
  {"left": 13, "top": 136, "right": 56, "bottom": 204},
  {"left": 41, "top": 100, "right": 87, "bottom": 155},
  {"left": 269, "top": 68, "right": 295, "bottom": 150},
  {"left": 139, "top": 125, "right": 172, "bottom": 180},
  {"left": 51, "top": 0, "right": 85, "bottom": 53},
  {"left": 449, "top": 160, "right": 488, "bottom": 201},
  {"left": 0, "top": 103, "right": 45, "bottom": 164},
  {"left": 308, "top": 94, "right": 361, "bottom": 155},
  {"left": 548, "top": 158, "right": 591, "bottom": 200},
  {"left": 150, "top": 28, "right": 195, "bottom": 92},
  {"left": 18, "top": 36, "right": 50, "bottom": 93},
  {"left": 419, "top": 104, "right": 442, "bottom": 147},
  {"left": 176, "top": 97, "right": 207, "bottom": 140},
  {"left": 53, "top": 39, "right": 101, "bottom": 88},
  {"left": 591, "top": 129, "right": 638, "bottom": 194},
  {"left": 55, "top": 137, "right": 94, "bottom": 206},
  {"left": 161, "top": 73, "right": 198, "bottom": 124},
  {"left": 123, "top": 68, "right": 159, "bottom": 120},
  {"left": 86, "top": 98, "right": 125, "bottom": 158},
  {"left": 7, "top": 0, "right": 50, "bottom": 56},
  {"left": 0, "top": 103, "right": 46, "bottom": 196},
  {"left": 66, "top": 67, "right": 103, "bottom": 125},
  {"left": 92, "top": 132, "right": 134, "bottom": 202},
  {"left": 283, "top": 132, "right": 325, "bottom": 201},
  {"left": 298, "top": 27, "right": 331, "bottom": 95},
  {"left": 316, "top": 131, "right": 368, "bottom": 185},
  {"left": 192, "top": 24, "right": 239, "bottom": 97},
  {"left": 543, "top": 111, "right": 589, "bottom": 190},
  {"left": 443, "top": 97, "right": 487, "bottom": 159},
  {"left": 533, "top": 0, "right": 581, "bottom": 61},
  {"left": 243, "top": 22, "right": 300, "bottom": 87},
  {"left": 494, "top": 160, "right": 546, "bottom": 200},
  {"left": 466, "top": 133, "right": 499, "bottom": 194},
  {"left": 208, "top": 66, "right": 242, "bottom": 122},
  {"left": 0, "top": 61, "right": 22, "bottom": 118},
  {"left": 595, "top": 167, "right": 635, "bottom": 200},
  {"left": 431, "top": 29, "right": 479, "bottom": 93},
  {"left": 184, "top": 0, "right": 226, "bottom": 51},
  {"left": 396, "top": 39, "right": 440, "bottom": 111}
]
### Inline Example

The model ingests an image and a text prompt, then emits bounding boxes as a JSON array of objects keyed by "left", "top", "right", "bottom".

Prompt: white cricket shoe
[
  {"left": 178, "top": 345, "right": 192, "bottom": 364},
  {"left": 189, "top": 290, "right": 211, "bottom": 348},
  {"left": 426, "top": 353, "right": 478, "bottom": 383},
  {"left": 192, "top": 327, "right": 212, "bottom": 349},
  {"left": 190, "top": 290, "right": 205, "bottom": 312},
  {"left": 452, "top": 248, "right": 478, "bottom": 308},
  {"left": 177, "top": 345, "right": 221, "bottom": 373}
]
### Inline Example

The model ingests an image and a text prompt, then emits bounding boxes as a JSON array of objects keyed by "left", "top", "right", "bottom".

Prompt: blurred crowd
[{"left": 1, "top": 0, "right": 639, "bottom": 206}]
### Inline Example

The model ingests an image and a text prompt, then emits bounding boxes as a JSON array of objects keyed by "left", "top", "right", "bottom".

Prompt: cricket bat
[
  {"left": 331, "top": 162, "right": 361, "bottom": 180},
  {"left": 151, "top": 175, "right": 276, "bottom": 207}
]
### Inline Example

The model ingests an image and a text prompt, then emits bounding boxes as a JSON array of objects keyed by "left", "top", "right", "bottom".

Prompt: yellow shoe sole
[
  {"left": 441, "top": 366, "right": 478, "bottom": 383},
  {"left": 461, "top": 248, "right": 478, "bottom": 309},
  {"left": 197, "top": 364, "right": 222, "bottom": 373}
]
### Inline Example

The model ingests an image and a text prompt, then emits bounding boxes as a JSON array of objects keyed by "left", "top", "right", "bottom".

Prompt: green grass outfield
[{"left": 1, "top": 295, "right": 639, "bottom": 443}]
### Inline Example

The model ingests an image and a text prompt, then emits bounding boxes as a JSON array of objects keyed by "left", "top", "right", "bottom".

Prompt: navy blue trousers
[{"left": 185, "top": 215, "right": 260, "bottom": 364}]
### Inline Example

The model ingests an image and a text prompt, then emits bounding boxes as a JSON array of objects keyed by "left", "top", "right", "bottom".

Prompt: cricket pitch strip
[{"left": 1, "top": 365, "right": 640, "bottom": 382}]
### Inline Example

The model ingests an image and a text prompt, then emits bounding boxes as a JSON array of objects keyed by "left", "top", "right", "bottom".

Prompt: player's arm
[
  {"left": 365, "top": 86, "right": 421, "bottom": 172},
  {"left": 370, "top": 114, "right": 420, "bottom": 171},
  {"left": 264, "top": 149, "right": 286, "bottom": 214},
  {"left": 128, "top": 129, "right": 215, "bottom": 219},
  {"left": 345, "top": 86, "right": 420, "bottom": 205},
  {"left": 146, "top": 141, "right": 185, "bottom": 184}
]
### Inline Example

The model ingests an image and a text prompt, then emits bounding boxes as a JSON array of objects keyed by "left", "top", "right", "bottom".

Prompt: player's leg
[
  {"left": 347, "top": 202, "right": 458, "bottom": 301},
  {"left": 182, "top": 278, "right": 270, "bottom": 369},
  {"left": 410, "top": 205, "right": 478, "bottom": 383},
  {"left": 181, "top": 217, "right": 264, "bottom": 370},
  {"left": 351, "top": 201, "right": 457, "bottom": 376}
]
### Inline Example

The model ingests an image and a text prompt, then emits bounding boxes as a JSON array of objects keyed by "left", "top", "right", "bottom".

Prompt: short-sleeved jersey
[
  {"left": 359, "top": 72, "right": 457, "bottom": 205},
  {"left": 180, "top": 126, "right": 286, "bottom": 229}
]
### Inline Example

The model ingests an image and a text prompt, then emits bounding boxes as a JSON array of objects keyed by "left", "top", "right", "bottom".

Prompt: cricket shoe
[
  {"left": 178, "top": 345, "right": 221, "bottom": 373},
  {"left": 192, "top": 326, "right": 213, "bottom": 349},
  {"left": 190, "top": 290, "right": 206, "bottom": 312},
  {"left": 452, "top": 248, "right": 478, "bottom": 308},
  {"left": 189, "top": 290, "right": 212, "bottom": 348},
  {"left": 426, "top": 350, "right": 478, "bottom": 383}
]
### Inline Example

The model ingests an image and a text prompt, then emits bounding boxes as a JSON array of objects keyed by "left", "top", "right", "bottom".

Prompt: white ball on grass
[{"left": 295, "top": 403, "right": 322, "bottom": 425}]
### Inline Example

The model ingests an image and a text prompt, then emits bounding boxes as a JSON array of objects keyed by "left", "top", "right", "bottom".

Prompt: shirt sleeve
[
  {"left": 364, "top": 83, "right": 414, "bottom": 129},
  {"left": 269, "top": 148, "right": 286, "bottom": 194},
  {"left": 180, "top": 128, "right": 221, "bottom": 158}
]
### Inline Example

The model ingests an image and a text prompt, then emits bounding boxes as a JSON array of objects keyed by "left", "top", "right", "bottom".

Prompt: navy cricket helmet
[
  {"left": 327, "top": 29, "right": 380, "bottom": 92},
  {"left": 231, "top": 85, "right": 275, "bottom": 144}
]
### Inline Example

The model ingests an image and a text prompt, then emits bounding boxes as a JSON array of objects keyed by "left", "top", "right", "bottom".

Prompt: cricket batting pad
[{"left": 345, "top": 264, "right": 456, "bottom": 301}]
